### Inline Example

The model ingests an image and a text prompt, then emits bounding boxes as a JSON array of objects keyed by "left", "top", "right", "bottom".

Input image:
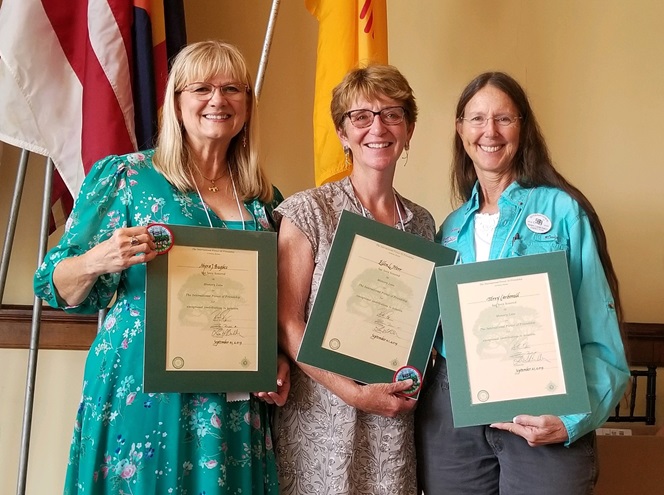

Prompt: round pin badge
[
  {"left": 525, "top": 213, "right": 552, "bottom": 234},
  {"left": 393, "top": 365, "right": 423, "bottom": 397},
  {"left": 147, "top": 223, "right": 174, "bottom": 255}
]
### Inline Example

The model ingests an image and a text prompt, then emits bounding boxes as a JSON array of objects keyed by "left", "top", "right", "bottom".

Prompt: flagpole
[
  {"left": 16, "top": 156, "right": 54, "bottom": 495},
  {"left": 0, "top": 148, "right": 29, "bottom": 303},
  {"left": 255, "top": 0, "right": 281, "bottom": 100}
]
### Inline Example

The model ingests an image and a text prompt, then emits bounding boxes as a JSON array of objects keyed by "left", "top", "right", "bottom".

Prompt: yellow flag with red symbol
[{"left": 306, "top": 0, "right": 388, "bottom": 186}]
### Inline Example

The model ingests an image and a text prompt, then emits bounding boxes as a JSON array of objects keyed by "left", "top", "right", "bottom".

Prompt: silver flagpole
[
  {"left": 254, "top": 0, "right": 281, "bottom": 100},
  {"left": 0, "top": 148, "right": 29, "bottom": 303},
  {"left": 16, "top": 156, "right": 54, "bottom": 495}
]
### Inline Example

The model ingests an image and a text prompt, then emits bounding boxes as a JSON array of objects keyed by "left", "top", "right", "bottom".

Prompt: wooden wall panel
[
  {"left": 0, "top": 305, "right": 96, "bottom": 350},
  {"left": 1, "top": 305, "right": 662, "bottom": 365}
]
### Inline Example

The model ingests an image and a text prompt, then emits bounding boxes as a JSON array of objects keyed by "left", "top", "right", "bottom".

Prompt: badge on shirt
[{"left": 525, "top": 213, "right": 552, "bottom": 234}]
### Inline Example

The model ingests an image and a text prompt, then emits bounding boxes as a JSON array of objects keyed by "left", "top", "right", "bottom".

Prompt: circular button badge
[
  {"left": 147, "top": 223, "right": 174, "bottom": 255},
  {"left": 525, "top": 213, "right": 552, "bottom": 234},
  {"left": 393, "top": 365, "right": 423, "bottom": 397}
]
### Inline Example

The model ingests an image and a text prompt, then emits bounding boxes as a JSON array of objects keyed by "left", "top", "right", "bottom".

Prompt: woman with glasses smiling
[
  {"left": 415, "top": 71, "right": 629, "bottom": 495},
  {"left": 272, "top": 65, "right": 435, "bottom": 494},
  {"left": 34, "top": 40, "right": 288, "bottom": 494}
]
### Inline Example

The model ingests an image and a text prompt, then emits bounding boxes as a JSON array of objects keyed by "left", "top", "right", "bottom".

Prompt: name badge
[{"left": 525, "top": 213, "right": 552, "bottom": 234}]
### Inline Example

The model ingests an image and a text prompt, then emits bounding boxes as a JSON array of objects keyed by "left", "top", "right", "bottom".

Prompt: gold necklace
[
  {"left": 190, "top": 165, "right": 247, "bottom": 231},
  {"left": 193, "top": 165, "right": 226, "bottom": 193}
]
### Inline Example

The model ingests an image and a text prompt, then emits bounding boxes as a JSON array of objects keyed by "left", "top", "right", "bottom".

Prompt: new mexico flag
[{"left": 306, "top": 0, "right": 388, "bottom": 185}]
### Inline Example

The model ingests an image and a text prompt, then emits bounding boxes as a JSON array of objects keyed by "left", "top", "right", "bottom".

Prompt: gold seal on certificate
[
  {"left": 297, "top": 211, "right": 455, "bottom": 398},
  {"left": 143, "top": 224, "right": 277, "bottom": 393},
  {"left": 435, "top": 251, "right": 591, "bottom": 426}
]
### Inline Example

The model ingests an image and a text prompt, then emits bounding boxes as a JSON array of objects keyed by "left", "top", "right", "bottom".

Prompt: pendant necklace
[
  {"left": 191, "top": 164, "right": 246, "bottom": 231},
  {"left": 194, "top": 164, "right": 225, "bottom": 193}
]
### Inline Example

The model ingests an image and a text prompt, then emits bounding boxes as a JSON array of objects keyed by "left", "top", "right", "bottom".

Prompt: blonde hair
[{"left": 153, "top": 40, "right": 273, "bottom": 202}]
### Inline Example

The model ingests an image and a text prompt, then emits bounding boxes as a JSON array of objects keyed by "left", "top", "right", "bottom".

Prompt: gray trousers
[{"left": 415, "top": 358, "right": 597, "bottom": 495}]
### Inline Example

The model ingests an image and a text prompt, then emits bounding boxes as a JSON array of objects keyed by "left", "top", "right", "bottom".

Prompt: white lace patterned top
[{"left": 474, "top": 212, "right": 500, "bottom": 262}]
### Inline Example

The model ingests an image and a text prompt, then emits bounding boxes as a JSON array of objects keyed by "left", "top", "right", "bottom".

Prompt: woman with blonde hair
[{"left": 35, "top": 40, "right": 288, "bottom": 494}]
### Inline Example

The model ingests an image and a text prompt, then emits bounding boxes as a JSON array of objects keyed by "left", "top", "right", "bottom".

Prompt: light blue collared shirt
[{"left": 435, "top": 181, "right": 630, "bottom": 445}]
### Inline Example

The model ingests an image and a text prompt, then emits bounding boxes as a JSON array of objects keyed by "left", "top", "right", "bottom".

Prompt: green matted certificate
[
  {"left": 144, "top": 224, "right": 277, "bottom": 393},
  {"left": 435, "top": 251, "right": 590, "bottom": 426},
  {"left": 297, "top": 210, "right": 455, "bottom": 398}
]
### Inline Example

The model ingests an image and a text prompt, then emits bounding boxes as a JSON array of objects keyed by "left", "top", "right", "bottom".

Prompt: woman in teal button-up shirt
[{"left": 415, "top": 72, "right": 629, "bottom": 495}]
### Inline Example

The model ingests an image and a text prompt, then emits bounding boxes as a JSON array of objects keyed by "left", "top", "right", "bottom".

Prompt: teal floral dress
[{"left": 34, "top": 150, "right": 282, "bottom": 495}]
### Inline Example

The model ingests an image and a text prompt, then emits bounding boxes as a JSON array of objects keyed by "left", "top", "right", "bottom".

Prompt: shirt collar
[
  {"left": 465, "top": 180, "right": 531, "bottom": 212},
  {"left": 499, "top": 181, "right": 534, "bottom": 210}
]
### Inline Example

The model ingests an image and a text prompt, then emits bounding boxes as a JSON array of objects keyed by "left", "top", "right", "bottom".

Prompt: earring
[
  {"left": 242, "top": 124, "right": 247, "bottom": 148},
  {"left": 401, "top": 142, "right": 409, "bottom": 166},
  {"left": 344, "top": 146, "right": 351, "bottom": 168}
]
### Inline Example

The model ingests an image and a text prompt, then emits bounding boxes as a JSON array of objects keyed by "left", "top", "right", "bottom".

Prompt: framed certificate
[
  {"left": 435, "top": 251, "right": 590, "bottom": 426},
  {"left": 297, "top": 210, "right": 456, "bottom": 398},
  {"left": 144, "top": 224, "right": 277, "bottom": 393}
]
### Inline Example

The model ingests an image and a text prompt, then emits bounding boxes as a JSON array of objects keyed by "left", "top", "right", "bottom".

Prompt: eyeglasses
[
  {"left": 181, "top": 82, "right": 250, "bottom": 101},
  {"left": 458, "top": 115, "right": 521, "bottom": 127},
  {"left": 344, "top": 106, "right": 406, "bottom": 128}
]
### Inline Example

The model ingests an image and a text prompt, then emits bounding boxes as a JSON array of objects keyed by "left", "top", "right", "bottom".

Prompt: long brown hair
[{"left": 452, "top": 72, "right": 625, "bottom": 327}]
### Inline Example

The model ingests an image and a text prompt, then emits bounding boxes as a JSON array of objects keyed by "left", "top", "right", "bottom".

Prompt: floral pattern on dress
[{"left": 34, "top": 150, "right": 281, "bottom": 495}]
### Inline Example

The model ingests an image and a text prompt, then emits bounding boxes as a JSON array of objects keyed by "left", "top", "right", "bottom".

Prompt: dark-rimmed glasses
[
  {"left": 344, "top": 106, "right": 406, "bottom": 128},
  {"left": 458, "top": 115, "right": 521, "bottom": 127},
  {"left": 182, "top": 82, "right": 250, "bottom": 101}
]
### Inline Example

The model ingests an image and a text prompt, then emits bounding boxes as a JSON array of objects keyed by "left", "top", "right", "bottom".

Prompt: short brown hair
[{"left": 330, "top": 64, "right": 417, "bottom": 132}]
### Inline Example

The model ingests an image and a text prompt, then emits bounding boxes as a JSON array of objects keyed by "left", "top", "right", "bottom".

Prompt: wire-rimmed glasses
[
  {"left": 181, "top": 82, "right": 250, "bottom": 101},
  {"left": 458, "top": 115, "right": 521, "bottom": 127}
]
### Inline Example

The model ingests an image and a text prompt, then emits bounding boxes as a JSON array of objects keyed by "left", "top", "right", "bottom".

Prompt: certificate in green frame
[
  {"left": 297, "top": 210, "right": 456, "bottom": 398},
  {"left": 144, "top": 224, "right": 277, "bottom": 393},
  {"left": 435, "top": 251, "right": 590, "bottom": 427}
]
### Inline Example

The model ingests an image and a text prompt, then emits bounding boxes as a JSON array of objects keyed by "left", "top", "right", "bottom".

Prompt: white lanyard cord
[{"left": 356, "top": 189, "right": 405, "bottom": 231}]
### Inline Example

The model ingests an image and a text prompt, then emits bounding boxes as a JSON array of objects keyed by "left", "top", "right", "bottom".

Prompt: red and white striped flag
[
  {"left": 0, "top": 1, "right": 186, "bottom": 230},
  {"left": 0, "top": 0, "right": 138, "bottom": 209}
]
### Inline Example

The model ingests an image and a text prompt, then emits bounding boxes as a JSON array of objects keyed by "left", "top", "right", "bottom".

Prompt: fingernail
[{"left": 277, "top": 379, "right": 284, "bottom": 386}]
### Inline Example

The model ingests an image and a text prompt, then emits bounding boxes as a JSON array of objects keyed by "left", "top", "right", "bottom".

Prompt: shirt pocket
[{"left": 510, "top": 233, "right": 568, "bottom": 257}]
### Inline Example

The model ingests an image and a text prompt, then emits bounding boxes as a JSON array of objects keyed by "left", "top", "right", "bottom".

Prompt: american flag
[{"left": 0, "top": 0, "right": 185, "bottom": 226}]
